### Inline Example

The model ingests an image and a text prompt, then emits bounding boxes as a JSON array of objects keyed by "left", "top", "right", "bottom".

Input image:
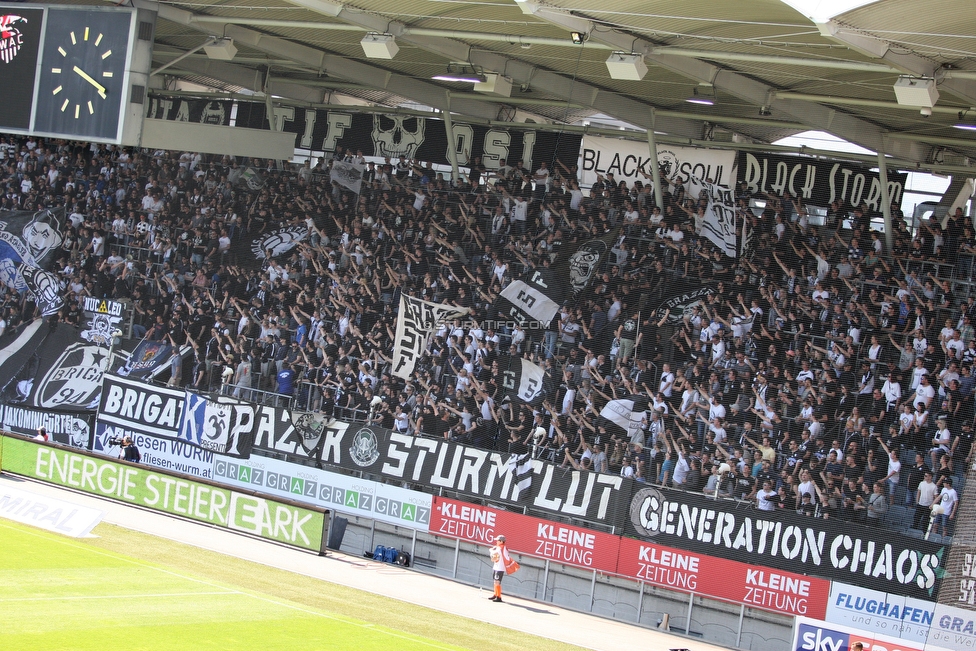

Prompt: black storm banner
[
  {"left": 627, "top": 485, "right": 946, "bottom": 600},
  {"left": 737, "top": 151, "right": 909, "bottom": 211},
  {"left": 232, "top": 102, "right": 582, "bottom": 170}
]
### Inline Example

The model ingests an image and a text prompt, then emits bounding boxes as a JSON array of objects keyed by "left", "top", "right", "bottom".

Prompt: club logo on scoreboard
[{"left": 0, "top": 15, "right": 28, "bottom": 64}]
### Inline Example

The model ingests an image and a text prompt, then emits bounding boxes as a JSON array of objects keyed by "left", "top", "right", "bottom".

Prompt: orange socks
[{"left": 493, "top": 585, "right": 501, "bottom": 598}]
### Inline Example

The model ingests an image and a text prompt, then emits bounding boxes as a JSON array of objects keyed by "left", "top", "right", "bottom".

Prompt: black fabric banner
[
  {"left": 145, "top": 95, "right": 234, "bottom": 125},
  {"left": 626, "top": 485, "right": 946, "bottom": 600},
  {"left": 0, "top": 403, "right": 93, "bottom": 447},
  {"left": 737, "top": 151, "right": 909, "bottom": 211},
  {"left": 233, "top": 102, "right": 582, "bottom": 168},
  {"left": 252, "top": 417, "right": 628, "bottom": 522}
]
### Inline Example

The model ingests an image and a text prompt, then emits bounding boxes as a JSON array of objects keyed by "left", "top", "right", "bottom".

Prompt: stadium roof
[{"left": 60, "top": 0, "right": 976, "bottom": 170}]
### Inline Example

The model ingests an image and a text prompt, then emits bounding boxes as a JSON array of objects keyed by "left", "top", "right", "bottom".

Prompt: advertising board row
[
  {"left": 84, "top": 375, "right": 947, "bottom": 601},
  {"left": 8, "top": 429, "right": 976, "bottom": 645},
  {"left": 794, "top": 612, "right": 976, "bottom": 651},
  {"left": 0, "top": 435, "right": 326, "bottom": 552}
]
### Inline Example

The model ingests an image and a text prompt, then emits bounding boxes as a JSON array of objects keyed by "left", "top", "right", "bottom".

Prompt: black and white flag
[
  {"left": 507, "top": 451, "right": 535, "bottom": 500},
  {"left": 330, "top": 160, "right": 365, "bottom": 195},
  {"left": 598, "top": 395, "right": 649, "bottom": 444},
  {"left": 79, "top": 296, "right": 125, "bottom": 346},
  {"left": 392, "top": 294, "right": 469, "bottom": 380},
  {"left": 497, "top": 354, "right": 548, "bottom": 406},
  {"left": 496, "top": 267, "right": 562, "bottom": 326},
  {"left": 692, "top": 174, "right": 738, "bottom": 258}
]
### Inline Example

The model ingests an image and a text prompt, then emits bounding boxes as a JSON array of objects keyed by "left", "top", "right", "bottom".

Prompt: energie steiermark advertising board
[{"left": 0, "top": 436, "right": 325, "bottom": 551}]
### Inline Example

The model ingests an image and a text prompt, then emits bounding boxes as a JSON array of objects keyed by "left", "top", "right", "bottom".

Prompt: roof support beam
[
  {"left": 815, "top": 20, "right": 976, "bottom": 106},
  {"left": 275, "top": 0, "right": 707, "bottom": 139},
  {"left": 146, "top": 1, "right": 508, "bottom": 121},
  {"left": 153, "top": 55, "right": 327, "bottom": 105},
  {"left": 515, "top": 1, "right": 930, "bottom": 163}
]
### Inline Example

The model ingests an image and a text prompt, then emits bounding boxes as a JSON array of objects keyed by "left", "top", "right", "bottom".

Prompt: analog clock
[{"left": 33, "top": 8, "right": 132, "bottom": 141}]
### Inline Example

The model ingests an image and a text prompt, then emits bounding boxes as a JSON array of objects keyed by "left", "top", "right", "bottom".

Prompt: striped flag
[{"left": 507, "top": 451, "right": 534, "bottom": 501}]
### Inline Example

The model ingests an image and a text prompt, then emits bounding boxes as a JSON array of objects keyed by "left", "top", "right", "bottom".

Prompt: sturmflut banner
[{"left": 392, "top": 294, "right": 468, "bottom": 381}]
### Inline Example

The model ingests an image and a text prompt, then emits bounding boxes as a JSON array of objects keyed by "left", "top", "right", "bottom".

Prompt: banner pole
[
  {"left": 877, "top": 141, "right": 894, "bottom": 253},
  {"left": 443, "top": 91, "right": 461, "bottom": 186}
]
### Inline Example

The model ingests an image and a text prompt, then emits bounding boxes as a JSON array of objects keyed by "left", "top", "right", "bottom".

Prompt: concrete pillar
[{"left": 647, "top": 109, "right": 665, "bottom": 211}]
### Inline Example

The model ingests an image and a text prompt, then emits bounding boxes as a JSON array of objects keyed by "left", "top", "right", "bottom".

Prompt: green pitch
[{"left": 0, "top": 520, "right": 583, "bottom": 651}]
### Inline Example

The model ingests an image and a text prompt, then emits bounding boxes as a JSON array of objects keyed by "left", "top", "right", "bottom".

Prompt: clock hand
[{"left": 72, "top": 66, "right": 107, "bottom": 99}]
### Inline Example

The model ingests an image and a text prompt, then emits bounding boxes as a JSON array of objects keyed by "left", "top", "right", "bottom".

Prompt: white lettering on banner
[
  {"left": 743, "top": 587, "right": 808, "bottom": 615},
  {"left": 798, "top": 628, "right": 845, "bottom": 651},
  {"left": 631, "top": 487, "right": 942, "bottom": 591},
  {"left": 577, "top": 137, "right": 736, "bottom": 189},
  {"left": 746, "top": 569, "right": 811, "bottom": 596},
  {"left": 438, "top": 501, "right": 496, "bottom": 526},
  {"left": 378, "top": 434, "right": 619, "bottom": 519},
  {"left": 635, "top": 562, "right": 699, "bottom": 591},
  {"left": 741, "top": 152, "right": 904, "bottom": 210},
  {"left": 637, "top": 546, "right": 700, "bottom": 572},
  {"left": 537, "top": 523, "right": 595, "bottom": 549},
  {"left": 99, "top": 377, "right": 183, "bottom": 436}
]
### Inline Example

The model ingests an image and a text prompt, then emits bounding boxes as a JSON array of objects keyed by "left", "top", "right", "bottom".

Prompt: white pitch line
[{"left": 0, "top": 591, "right": 237, "bottom": 603}]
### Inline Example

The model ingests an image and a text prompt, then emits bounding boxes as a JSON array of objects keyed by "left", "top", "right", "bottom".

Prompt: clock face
[{"left": 33, "top": 8, "right": 132, "bottom": 141}]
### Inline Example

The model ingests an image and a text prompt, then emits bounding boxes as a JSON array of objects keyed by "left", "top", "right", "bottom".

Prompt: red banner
[
  {"left": 430, "top": 496, "right": 620, "bottom": 573},
  {"left": 616, "top": 536, "right": 829, "bottom": 618},
  {"left": 430, "top": 496, "right": 829, "bottom": 618}
]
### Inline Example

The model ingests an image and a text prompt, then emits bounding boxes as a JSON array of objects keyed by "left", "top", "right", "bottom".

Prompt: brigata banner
[
  {"left": 215, "top": 454, "right": 431, "bottom": 530},
  {"left": 96, "top": 374, "right": 184, "bottom": 439},
  {"left": 430, "top": 496, "right": 620, "bottom": 572},
  {"left": 627, "top": 485, "right": 945, "bottom": 599},
  {"left": 826, "top": 582, "right": 935, "bottom": 645},
  {"left": 578, "top": 136, "right": 737, "bottom": 189},
  {"left": 737, "top": 151, "right": 909, "bottom": 210},
  {"left": 0, "top": 435, "right": 326, "bottom": 551},
  {"left": 616, "top": 536, "right": 829, "bottom": 618}
]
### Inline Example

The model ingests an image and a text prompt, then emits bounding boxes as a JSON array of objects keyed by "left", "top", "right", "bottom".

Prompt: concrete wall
[{"left": 333, "top": 515, "right": 794, "bottom": 651}]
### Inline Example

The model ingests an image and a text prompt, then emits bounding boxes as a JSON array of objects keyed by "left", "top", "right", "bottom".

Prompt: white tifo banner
[{"left": 578, "top": 136, "right": 737, "bottom": 190}]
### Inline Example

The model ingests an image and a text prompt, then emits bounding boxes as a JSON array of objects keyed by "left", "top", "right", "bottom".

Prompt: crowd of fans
[{"left": 0, "top": 132, "right": 971, "bottom": 535}]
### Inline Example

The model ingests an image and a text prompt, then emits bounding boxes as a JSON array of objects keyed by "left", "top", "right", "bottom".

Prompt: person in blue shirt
[{"left": 276, "top": 361, "right": 296, "bottom": 396}]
